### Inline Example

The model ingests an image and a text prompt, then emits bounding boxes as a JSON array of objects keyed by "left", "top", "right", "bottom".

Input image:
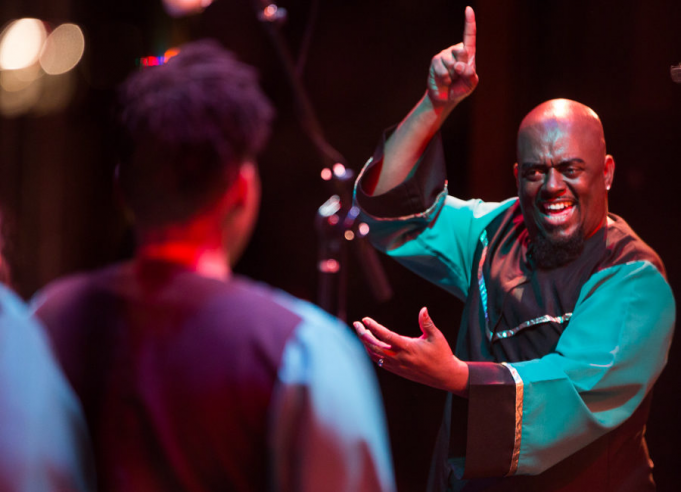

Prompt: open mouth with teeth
[{"left": 539, "top": 201, "right": 576, "bottom": 225}]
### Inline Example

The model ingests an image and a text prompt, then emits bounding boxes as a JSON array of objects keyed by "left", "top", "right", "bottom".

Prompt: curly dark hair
[{"left": 117, "top": 39, "right": 274, "bottom": 226}]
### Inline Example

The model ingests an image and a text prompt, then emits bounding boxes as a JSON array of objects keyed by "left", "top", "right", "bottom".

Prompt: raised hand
[
  {"left": 353, "top": 307, "right": 469, "bottom": 396},
  {"left": 427, "top": 6, "right": 479, "bottom": 107}
]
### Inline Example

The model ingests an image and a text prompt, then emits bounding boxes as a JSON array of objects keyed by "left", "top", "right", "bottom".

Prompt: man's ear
[
  {"left": 604, "top": 155, "right": 615, "bottom": 191},
  {"left": 221, "top": 161, "right": 261, "bottom": 267},
  {"left": 222, "top": 161, "right": 257, "bottom": 211},
  {"left": 513, "top": 162, "right": 519, "bottom": 187}
]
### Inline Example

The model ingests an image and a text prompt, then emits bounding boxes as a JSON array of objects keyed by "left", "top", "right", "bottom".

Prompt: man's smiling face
[{"left": 514, "top": 100, "right": 615, "bottom": 248}]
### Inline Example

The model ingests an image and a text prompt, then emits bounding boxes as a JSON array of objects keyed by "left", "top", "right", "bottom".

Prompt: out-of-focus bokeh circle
[
  {"left": 0, "top": 18, "right": 47, "bottom": 71},
  {"left": 40, "top": 24, "right": 85, "bottom": 75},
  {"left": 162, "top": 0, "right": 215, "bottom": 18},
  {"left": 0, "top": 19, "right": 85, "bottom": 117}
]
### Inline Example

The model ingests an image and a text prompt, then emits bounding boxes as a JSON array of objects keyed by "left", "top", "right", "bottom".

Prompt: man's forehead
[
  {"left": 518, "top": 118, "right": 569, "bottom": 143},
  {"left": 517, "top": 119, "right": 573, "bottom": 157}
]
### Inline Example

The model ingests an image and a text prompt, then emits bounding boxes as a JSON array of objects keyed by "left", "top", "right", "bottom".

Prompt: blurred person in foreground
[
  {"left": 32, "top": 40, "right": 395, "bottom": 492},
  {"left": 352, "top": 7, "right": 675, "bottom": 492},
  {"left": 0, "top": 220, "right": 94, "bottom": 491}
]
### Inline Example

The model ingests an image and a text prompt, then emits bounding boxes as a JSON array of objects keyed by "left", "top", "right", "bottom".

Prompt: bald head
[
  {"left": 521, "top": 98, "right": 601, "bottom": 126},
  {"left": 517, "top": 99, "right": 606, "bottom": 162}
]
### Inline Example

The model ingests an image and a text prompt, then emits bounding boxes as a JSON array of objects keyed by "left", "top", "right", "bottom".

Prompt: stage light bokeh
[
  {"left": 0, "top": 19, "right": 46, "bottom": 71},
  {"left": 162, "top": 0, "right": 215, "bottom": 18},
  {"left": 40, "top": 24, "right": 85, "bottom": 76},
  {"left": 0, "top": 19, "right": 85, "bottom": 117}
]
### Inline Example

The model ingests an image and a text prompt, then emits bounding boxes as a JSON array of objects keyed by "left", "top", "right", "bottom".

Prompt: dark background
[{"left": 1, "top": 1, "right": 680, "bottom": 490}]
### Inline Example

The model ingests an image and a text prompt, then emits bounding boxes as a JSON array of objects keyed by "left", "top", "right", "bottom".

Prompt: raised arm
[{"left": 372, "top": 6, "right": 479, "bottom": 196}]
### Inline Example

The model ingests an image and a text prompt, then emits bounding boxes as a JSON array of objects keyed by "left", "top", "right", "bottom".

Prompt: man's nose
[{"left": 543, "top": 168, "right": 565, "bottom": 194}]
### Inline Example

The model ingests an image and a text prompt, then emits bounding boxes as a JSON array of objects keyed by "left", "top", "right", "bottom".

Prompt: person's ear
[
  {"left": 222, "top": 161, "right": 258, "bottom": 210},
  {"left": 513, "top": 162, "right": 519, "bottom": 188},
  {"left": 222, "top": 161, "right": 261, "bottom": 267},
  {"left": 604, "top": 155, "right": 615, "bottom": 191}
]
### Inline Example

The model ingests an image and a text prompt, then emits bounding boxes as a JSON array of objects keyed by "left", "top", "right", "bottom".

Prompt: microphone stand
[{"left": 251, "top": 1, "right": 392, "bottom": 320}]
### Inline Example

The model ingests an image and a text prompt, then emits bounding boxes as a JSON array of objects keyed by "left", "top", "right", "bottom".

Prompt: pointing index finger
[{"left": 463, "top": 6, "right": 476, "bottom": 59}]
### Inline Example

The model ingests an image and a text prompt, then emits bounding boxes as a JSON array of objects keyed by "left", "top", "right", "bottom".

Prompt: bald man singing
[{"left": 353, "top": 7, "right": 675, "bottom": 492}]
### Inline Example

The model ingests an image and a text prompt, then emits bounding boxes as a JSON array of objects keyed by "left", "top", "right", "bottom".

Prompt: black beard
[{"left": 529, "top": 231, "right": 584, "bottom": 270}]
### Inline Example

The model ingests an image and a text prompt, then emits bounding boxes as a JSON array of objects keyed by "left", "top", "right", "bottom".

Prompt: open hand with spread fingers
[
  {"left": 427, "top": 6, "right": 479, "bottom": 107},
  {"left": 353, "top": 307, "right": 469, "bottom": 397}
]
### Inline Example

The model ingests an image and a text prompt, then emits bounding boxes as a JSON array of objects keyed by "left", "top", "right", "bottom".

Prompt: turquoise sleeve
[
  {"left": 508, "top": 261, "right": 675, "bottom": 475},
  {"left": 357, "top": 168, "right": 515, "bottom": 300},
  {"left": 353, "top": 131, "right": 516, "bottom": 300},
  {"left": 267, "top": 296, "right": 396, "bottom": 492},
  {"left": 0, "top": 285, "right": 95, "bottom": 491}
]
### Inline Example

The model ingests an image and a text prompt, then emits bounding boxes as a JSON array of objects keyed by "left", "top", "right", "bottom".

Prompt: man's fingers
[
  {"left": 362, "top": 317, "right": 406, "bottom": 350},
  {"left": 450, "top": 46, "right": 468, "bottom": 64},
  {"left": 463, "top": 6, "right": 476, "bottom": 60},
  {"left": 448, "top": 46, "right": 469, "bottom": 75},
  {"left": 436, "top": 46, "right": 460, "bottom": 79},
  {"left": 426, "top": 9, "right": 477, "bottom": 104},
  {"left": 353, "top": 321, "right": 392, "bottom": 350},
  {"left": 418, "top": 307, "right": 439, "bottom": 338},
  {"left": 456, "top": 63, "right": 479, "bottom": 89},
  {"left": 433, "top": 58, "right": 453, "bottom": 84},
  {"left": 439, "top": 47, "right": 457, "bottom": 69}
]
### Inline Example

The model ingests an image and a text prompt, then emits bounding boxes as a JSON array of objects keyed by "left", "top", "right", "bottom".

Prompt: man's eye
[
  {"left": 563, "top": 167, "right": 579, "bottom": 177},
  {"left": 523, "top": 169, "right": 544, "bottom": 180}
]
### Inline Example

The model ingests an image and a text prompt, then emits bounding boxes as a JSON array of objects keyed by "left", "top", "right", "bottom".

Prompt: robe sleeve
[
  {"left": 461, "top": 260, "right": 675, "bottom": 477},
  {"left": 0, "top": 285, "right": 95, "bottom": 491},
  {"left": 354, "top": 131, "right": 514, "bottom": 300},
  {"left": 268, "top": 297, "right": 396, "bottom": 492}
]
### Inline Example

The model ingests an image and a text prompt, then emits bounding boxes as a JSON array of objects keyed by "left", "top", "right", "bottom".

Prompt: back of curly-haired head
[{"left": 118, "top": 39, "right": 274, "bottom": 226}]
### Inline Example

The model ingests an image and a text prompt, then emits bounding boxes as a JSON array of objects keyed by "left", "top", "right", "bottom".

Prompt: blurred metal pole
[{"left": 252, "top": 1, "right": 392, "bottom": 320}]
